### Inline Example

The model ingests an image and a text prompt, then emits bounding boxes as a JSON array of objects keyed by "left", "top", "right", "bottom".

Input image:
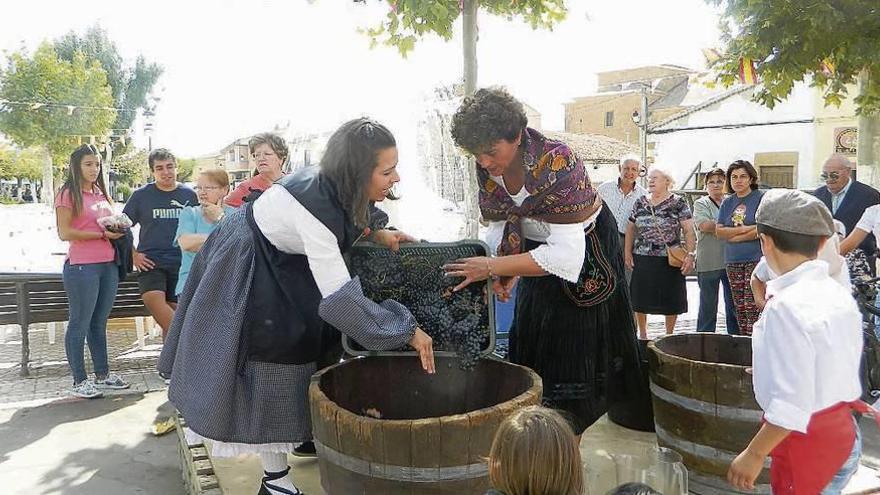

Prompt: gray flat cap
[{"left": 756, "top": 188, "right": 835, "bottom": 236}]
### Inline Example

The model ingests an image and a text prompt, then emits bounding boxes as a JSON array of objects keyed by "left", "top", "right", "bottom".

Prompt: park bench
[{"left": 0, "top": 272, "right": 153, "bottom": 376}]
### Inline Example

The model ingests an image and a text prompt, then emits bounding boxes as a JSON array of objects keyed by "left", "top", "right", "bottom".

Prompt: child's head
[
  {"left": 755, "top": 189, "right": 835, "bottom": 273},
  {"left": 488, "top": 406, "right": 583, "bottom": 495},
  {"left": 607, "top": 482, "right": 662, "bottom": 495}
]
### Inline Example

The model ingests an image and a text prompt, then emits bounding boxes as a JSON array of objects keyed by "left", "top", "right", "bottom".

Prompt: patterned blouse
[{"left": 629, "top": 194, "right": 692, "bottom": 257}]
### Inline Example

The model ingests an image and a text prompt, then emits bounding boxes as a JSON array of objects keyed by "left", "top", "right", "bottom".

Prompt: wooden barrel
[
  {"left": 309, "top": 356, "right": 542, "bottom": 494},
  {"left": 648, "top": 333, "right": 770, "bottom": 494}
]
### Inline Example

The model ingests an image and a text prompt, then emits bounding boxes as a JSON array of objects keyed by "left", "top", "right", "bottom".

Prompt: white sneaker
[
  {"left": 94, "top": 373, "right": 130, "bottom": 390},
  {"left": 72, "top": 380, "right": 103, "bottom": 399}
]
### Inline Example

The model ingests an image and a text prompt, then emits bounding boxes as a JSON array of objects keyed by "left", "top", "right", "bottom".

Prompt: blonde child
[{"left": 486, "top": 406, "right": 584, "bottom": 495}]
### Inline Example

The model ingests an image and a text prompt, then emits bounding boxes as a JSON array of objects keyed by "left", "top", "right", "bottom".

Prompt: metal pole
[{"left": 639, "top": 85, "right": 649, "bottom": 187}]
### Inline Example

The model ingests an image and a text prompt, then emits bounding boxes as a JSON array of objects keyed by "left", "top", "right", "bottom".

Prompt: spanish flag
[
  {"left": 820, "top": 58, "right": 836, "bottom": 75},
  {"left": 739, "top": 57, "right": 757, "bottom": 85}
]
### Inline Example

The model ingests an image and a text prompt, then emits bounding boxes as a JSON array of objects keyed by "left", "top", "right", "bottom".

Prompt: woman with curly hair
[{"left": 444, "top": 87, "right": 644, "bottom": 436}]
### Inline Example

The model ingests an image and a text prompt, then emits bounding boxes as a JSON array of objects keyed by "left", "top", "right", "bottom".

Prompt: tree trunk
[
  {"left": 41, "top": 145, "right": 54, "bottom": 208},
  {"left": 858, "top": 69, "right": 880, "bottom": 187},
  {"left": 461, "top": 0, "right": 480, "bottom": 238}
]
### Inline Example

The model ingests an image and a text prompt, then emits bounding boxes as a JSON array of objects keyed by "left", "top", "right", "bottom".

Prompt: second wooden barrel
[
  {"left": 309, "top": 356, "right": 542, "bottom": 494},
  {"left": 648, "top": 333, "right": 770, "bottom": 494}
]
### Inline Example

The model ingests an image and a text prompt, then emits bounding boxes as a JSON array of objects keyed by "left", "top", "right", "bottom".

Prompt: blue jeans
[
  {"left": 821, "top": 419, "right": 861, "bottom": 494},
  {"left": 696, "top": 269, "right": 739, "bottom": 334},
  {"left": 62, "top": 261, "right": 119, "bottom": 384}
]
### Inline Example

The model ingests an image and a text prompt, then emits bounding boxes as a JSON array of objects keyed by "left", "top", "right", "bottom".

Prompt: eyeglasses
[
  {"left": 194, "top": 186, "right": 222, "bottom": 191},
  {"left": 706, "top": 179, "right": 725, "bottom": 185},
  {"left": 820, "top": 171, "right": 841, "bottom": 181},
  {"left": 252, "top": 152, "right": 276, "bottom": 160}
]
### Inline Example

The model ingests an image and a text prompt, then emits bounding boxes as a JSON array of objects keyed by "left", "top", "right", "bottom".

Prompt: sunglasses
[{"left": 819, "top": 171, "right": 842, "bottom": 181}]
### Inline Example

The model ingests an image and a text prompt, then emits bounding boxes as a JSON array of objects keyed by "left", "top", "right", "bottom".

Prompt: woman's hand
[
  {"left": 681, "top": 254, "right": 695, "bottom": 274},
  {"left": 371, "top": 229, "right": 416, "bottom": 252},
  {"left": 409, "top": 327, "right": 435, "bottom": 374},
  {"left": 443, "top": 256, "right": 492, "bottom": 292},
  {"left": 202, "top": 202, "right": 225, "bottom": 223},
  {"left": 493, "top": 276, "right": 519, "bottom": 303},
  {"left": 727, "top": 448, "right": 764, "bottom": 491},
  {"left": 104, "top": 230, "right": 125, "bottom": 240},
  {"left": 625, "top": 252, "right": 634, "bottom": 270}
]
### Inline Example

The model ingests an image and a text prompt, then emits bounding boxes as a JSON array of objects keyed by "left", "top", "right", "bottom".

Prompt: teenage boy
[
  {"left": 123, "top": 149, "right": 197, "bottom": 338},
  {"left": 727, "top": 189, "right": 875, "bottom": 494}
]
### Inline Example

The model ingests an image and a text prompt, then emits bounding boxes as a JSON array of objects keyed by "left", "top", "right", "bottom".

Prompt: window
[{"left": 605, "top": 111, "right": 614, "bottom": 128}]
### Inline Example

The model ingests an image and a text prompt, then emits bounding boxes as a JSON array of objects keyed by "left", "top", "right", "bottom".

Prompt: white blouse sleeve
[
  {"left": 528, "top": 222, "right": 586, "bottom": 283},
  {"left": 252, "top": 185, "right": 351, "bottom": 298}
]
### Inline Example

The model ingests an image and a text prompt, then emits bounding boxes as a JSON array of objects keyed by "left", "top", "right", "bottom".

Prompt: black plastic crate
[{"left": 343, "top": 240, "right": 496, "bottom": 362}]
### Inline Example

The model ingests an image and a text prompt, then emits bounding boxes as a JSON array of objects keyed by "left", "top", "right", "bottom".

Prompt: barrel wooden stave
[
  {"left": 649, "top": 334, "right": 771, "bottom": 494},
  {"left": 309, "top": 356, "right": 542, "bottom": 495}
]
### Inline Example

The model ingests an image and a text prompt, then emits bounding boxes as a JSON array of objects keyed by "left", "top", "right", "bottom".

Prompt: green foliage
[
  {"left": 54, "top": 25, "right": 163, "bottom": 154},
  {"left": 0, "top": 43, "right": 117, "bottom": 167},
  {"left": 112, "top": 148, "right": 150, "bottom": 186},
  {"left": 117, "top": 183, "right": 132, "bottom": 202},
  {"left": 709, "top": 0, "right": 880, "bottom": 115},
  {"left": 177, "top": 158, "right": 197, "bottom": 182},
  {"left": 361, "top": 0, "right": 567, "bottom": 56}
]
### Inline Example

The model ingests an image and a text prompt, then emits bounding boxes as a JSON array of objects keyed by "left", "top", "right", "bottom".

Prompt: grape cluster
[{"left": 349, "top": 244, "right": 490, "bottom": 369}]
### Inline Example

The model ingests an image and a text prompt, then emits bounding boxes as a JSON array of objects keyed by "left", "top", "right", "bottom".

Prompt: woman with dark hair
[
  {"left": 159, "top": 118, "right": 435, "bottom": 495},
  {"left": 444, "top": 87, "right": 643, "bottom": 436},
  {"left": 715, "top": 160, "right": 764, "bottom": 335},
  {"left": 225, "top": 132, "right": 289, "bottom": 207},
  {"left": 55, "top": 144, "right": 130, "bottom": 398}
]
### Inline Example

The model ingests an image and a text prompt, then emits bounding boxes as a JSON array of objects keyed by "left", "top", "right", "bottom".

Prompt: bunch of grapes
[{"left": 349, "top": 244, "right": 490, "bottom": 369}]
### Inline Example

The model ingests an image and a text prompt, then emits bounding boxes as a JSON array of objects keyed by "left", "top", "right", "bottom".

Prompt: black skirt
[
  {"left": 509, "top": 206, "right": 645, "bottom": 435},
  {"left": 630, "top": 254, "right": 687, "bottom": 315}
]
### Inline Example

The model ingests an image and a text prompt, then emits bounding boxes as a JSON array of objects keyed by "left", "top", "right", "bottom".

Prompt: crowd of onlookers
[
  {"left": 52, "top": 133, "right": 289, "bottom": 399},
  {"left": 598, "top": 152, "right": 879, "bottom": 338}
]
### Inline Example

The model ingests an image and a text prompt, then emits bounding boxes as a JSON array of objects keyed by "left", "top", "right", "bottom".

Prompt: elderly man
[
  {"left": 814, "top": 153, "right": 880, "bottom": 274},
  {"left": 598, "top": 156, "right": 647, "bottom": 284}
]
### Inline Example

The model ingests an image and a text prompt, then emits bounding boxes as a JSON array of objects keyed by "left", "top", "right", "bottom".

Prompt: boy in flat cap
[{"left": 727, "top": 189, "right": 876, "bottom": 494}]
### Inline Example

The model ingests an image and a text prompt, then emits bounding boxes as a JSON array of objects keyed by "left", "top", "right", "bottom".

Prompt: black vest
[{"left": 242, "top": 167, "right": 363, "bottom": 366}]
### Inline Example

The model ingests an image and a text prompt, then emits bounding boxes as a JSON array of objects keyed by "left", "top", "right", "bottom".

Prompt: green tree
[
  {"left": 0, "top": 43, "right": 116, "bottom": 204},
  {"left": 112, "top": 148, "right": 150, "bottom": 186},
  {"left": 177, "top": 158, "right": 197, "bottom": 183},
  {"left": 708, "top": 0, "right": 880, "bottom": 173},
  {"left": 54, "top": 25, "right": 163, "bottom": 155},
  {"left": 359, "top": 0, "right": 567, "bottom": 235}
]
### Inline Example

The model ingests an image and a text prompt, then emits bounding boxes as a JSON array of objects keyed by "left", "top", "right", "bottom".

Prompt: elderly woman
[
  {"left": 173, "top": 168, "right": 235, "bottom": 296},
  {"left": 225, "top": 132, "right": 288, "bottom": 207},
  {"left": 715, "top": 160, "right": 764, "bottom": 335},
  {"left": 624, "top": 166, "right": 696, "bottom": 339},
  {"left": 159, "top": 118, "right": 434, "bottom": 495},
  {"left": 443, "top": 87, "right": 643, "bottom": 436}
]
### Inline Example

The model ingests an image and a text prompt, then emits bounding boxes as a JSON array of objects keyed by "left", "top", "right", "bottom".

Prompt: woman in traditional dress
[
  {"left": 443, "top": 87, "right": 643, "bottom": 436},
  {"left": 159, "top": 118, "right": 434, "bottom": 495}
]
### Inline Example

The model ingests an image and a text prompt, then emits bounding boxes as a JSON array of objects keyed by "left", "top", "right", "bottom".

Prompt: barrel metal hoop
[
  {"left": 314, "top": 440, "right": 488, "bottom": 482},
  {"left": 649, "top": 382, "right": 763, "bottom": 422},
  {"left": 688, "top": 469, "right": 772, "bottom": 494},
  {"left": 655, "top": 424, "right": 771, "bottom": 469}
]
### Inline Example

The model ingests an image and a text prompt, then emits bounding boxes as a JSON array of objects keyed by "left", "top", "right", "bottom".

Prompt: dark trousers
[{"left": 696, "top": 269, "right": 739, "bottom": 334}]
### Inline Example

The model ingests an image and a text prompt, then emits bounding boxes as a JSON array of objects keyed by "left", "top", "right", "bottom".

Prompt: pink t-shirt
[
  {"left": 224, "top": 174, "right": 276, "bottom": 207},
  {"left": 55, "top": 188, "right": 116, "bottom": 265}
]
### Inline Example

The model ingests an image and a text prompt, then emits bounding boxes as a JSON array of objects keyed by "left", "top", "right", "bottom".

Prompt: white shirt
[
  {"left": 752, "top": 260, "right": 863, "bottom": 433},
  {"left": 597, "top": 179, "right": 647, "bottom": 234},
  {"left": 484, "top": 175, "right": 600, "bottom": 283},
  {"left": 252, "top": 184, "right": 352, "bottom": 298},
  {"left": 752, "top": 234, "right": 850, "bottom": 289},
  {"left": 855, "top": 204, "right": 880, "bottom": 240}
]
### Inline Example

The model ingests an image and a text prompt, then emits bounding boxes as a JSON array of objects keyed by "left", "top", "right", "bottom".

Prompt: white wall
[{"left": 651, "top": 84, "right": 819, "bottom": 189}]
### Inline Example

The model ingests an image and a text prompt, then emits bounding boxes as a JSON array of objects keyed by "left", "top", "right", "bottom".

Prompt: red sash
[{"left": 769, "top": 401, "right": 880, "bottom": 494}]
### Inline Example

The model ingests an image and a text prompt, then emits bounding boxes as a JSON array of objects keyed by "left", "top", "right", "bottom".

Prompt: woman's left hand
[
  {"left": 443, "top": 256, "right": 492, "bottom": 292},
  {"left": 681, "top": 254, "right": 695, "bottom": 275},
  {"left": 371, "top": 229, "right": 416, "bottom": 252}
]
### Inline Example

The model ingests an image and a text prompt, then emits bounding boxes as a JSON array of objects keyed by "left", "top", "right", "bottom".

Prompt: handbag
[{"left": 667, "top": 245, "right": 688, "bottom": 268}]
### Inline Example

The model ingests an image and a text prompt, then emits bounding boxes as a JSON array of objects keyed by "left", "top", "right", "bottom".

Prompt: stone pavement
[{"left": 0, "top": 317, "right": 167, "bottom": 406}]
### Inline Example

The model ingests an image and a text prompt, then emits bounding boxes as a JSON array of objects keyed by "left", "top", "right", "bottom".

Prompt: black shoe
[
  {"left": 257, "top": 466, "right": 304, "bottom": 495},
  {"left": 292, "top": 441, "right": 317, "bottom": 458}
]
